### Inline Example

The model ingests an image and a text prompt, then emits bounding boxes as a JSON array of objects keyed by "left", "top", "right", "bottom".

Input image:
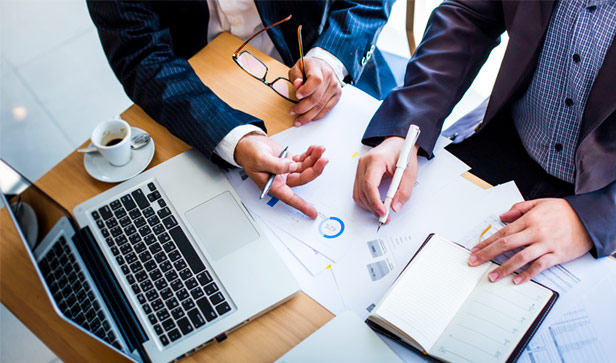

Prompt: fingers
[
  {"left": 390, "top": 164, "right": 417, "bottom": 213},
  {"left": 294, "top": 59, "right": 323, "bottom": 100},
  {"left": 286, "top": 157, "right": 329, "bottom": 187},
  {"left": 500, "top": 200, "right": 538, "bottom": 223},
  {"left": 471, "top": 220, "right": 526, "bottom": 254},
  {"left": 288, "top": 62, "right": 304, "bottom": 87},
  {"left": 362, "top": 162, "right": 387, "bottom": 217},
  {"left": 311, "top": 91, "right": 341, "bottom": 121},
  {"left": 470, "top": 229, "right": 533, "bottom": 267},
  {"left": 291, "top": 83, "right": 331, "bottom": 125},
  {"left": 255, "top": 153, "right": 298, "bottom": 175},
  {"left": 482, "top": 238, "right": 542, "bottom": 282},
  {"left": 270, "top": 180, "right": 318, "bottom": 219},
  {"left": 512, "top": 254, "right": 558, "bottom": 284}
]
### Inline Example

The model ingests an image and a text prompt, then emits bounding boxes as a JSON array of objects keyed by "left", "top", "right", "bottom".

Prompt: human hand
[
  {"left": 288, "top": 57, "right": 342, "bottom": 126},
  {"left": 235, "top": 134, "right": 328, "bottom": 219},
  {"left": 469, "top": 199, "right": 593, "bottom": 284},
  {"left": 353, "top": 137, "right": 419, "bottom": 221}
]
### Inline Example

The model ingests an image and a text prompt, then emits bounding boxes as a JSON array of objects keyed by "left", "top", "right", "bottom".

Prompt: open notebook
[{"left": 366, "top": 234, "right": 558, "bottom": 363}]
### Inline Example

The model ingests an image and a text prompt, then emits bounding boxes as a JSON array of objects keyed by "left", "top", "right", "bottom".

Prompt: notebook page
[
  {"left": 374, "top": 235, "right": 491, "bottom": 351},
  {"left": 431, "top": 273, "right": 553, "bottom": 363}
]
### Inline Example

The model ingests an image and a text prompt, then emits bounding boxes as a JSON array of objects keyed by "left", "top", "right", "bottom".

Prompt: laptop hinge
[{"left": 73, "top": 226, "right": 149, "bottom": 363}]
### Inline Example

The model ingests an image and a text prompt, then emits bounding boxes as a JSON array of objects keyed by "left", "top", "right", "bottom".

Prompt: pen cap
[{"left": 396, "top": 125, "right": 421, "bottom": 169}]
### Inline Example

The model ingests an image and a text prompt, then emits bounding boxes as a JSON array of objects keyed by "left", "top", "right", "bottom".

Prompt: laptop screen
[{"left": 0, "top": 159, "right": 75, "bottom": 252}]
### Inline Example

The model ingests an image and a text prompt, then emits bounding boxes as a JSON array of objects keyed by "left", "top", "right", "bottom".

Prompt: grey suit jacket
[{"left": 362, "top": 0, "right": 616, "bottom": 257}]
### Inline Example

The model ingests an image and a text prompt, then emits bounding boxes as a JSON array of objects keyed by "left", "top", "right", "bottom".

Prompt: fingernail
[
  {"left": 469, "top": 255, "right": 477, "bottom": 265},
  {"left": 471, "top": 246, "right": 479, "bottom": 253},
  {"left": 294, "top": 122, "right": 301, "bottom": 127},
  {"left": 290, "top": 111, "right": 296, "bottom": 116},
  {"left": 513, "top": 276, "right": 522, "bottom": 284},
  {"left": 489, "top": 271, "right": 499, "bottom": 282},
  {"left": 288, "top": 163, "right": 297, "bottom": 172},
  {"left": 392, "top": 201, "right": 402, "bottom": 212},
  {"left": 297, "top": 93, "right": 303, "bottom": 99}
]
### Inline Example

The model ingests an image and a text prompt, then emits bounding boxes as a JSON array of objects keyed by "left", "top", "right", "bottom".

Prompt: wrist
[{"left": 235, "top": 132, "right": 266, "bottom": 167}]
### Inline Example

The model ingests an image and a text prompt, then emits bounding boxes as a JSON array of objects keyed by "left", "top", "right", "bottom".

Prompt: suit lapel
[
  {"left": 579, "top": 37, "right": 616, "bottom": 143},
  {"left": 484, "top": 0, "right": 557, "bottom": 122}
]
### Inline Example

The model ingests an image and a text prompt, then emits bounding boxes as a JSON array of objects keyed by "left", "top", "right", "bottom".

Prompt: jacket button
[
  {"left": 360, "top": 57, "right": 367, "bottom": 66},
  {"left": 554, "top": 143, "right": 563, "bottom": 152}
]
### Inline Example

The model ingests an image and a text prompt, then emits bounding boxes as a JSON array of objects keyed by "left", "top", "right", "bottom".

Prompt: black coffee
[{"left": 105, "top": 138, "right": 124, "bottom": 146}]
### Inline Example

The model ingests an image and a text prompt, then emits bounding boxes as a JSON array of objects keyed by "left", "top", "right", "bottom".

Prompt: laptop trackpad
[{"left": 185, "top": 191, "right": 259, "bottom": 261}]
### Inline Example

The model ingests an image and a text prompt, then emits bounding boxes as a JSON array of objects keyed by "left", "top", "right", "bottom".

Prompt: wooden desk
[{"left": 0, "top": 33, "right": 487, "bottom": 362}]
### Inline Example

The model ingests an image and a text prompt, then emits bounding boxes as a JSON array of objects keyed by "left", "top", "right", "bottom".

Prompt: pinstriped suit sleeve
[
  {"left": 312, "top": 0, "right": 394, "bottom": 84},
  {"left": 87, "top": 1, "right": 265, "bottom": 164}
]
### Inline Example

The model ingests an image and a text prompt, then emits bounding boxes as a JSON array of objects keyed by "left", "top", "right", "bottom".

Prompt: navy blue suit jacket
[
  {"left": 362, "top": 0, "right": 616, "bottom": 257},
  {"left": 87, "top": 0, "right": 396, "bottom": 166}
]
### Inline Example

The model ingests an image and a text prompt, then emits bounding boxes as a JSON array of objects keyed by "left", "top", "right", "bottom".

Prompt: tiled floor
[{"left": 0, "top": 0, "right": 505, "bottom": 361}]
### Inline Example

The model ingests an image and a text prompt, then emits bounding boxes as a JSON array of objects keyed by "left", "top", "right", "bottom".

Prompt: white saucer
[{"left": 84, "top": 127, "right": 155, "bottom": 183}]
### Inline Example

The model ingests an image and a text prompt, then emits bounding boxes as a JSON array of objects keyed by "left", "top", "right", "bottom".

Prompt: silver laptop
[{"left": 0, "top": 149, "right": 298, "bottom": 362}]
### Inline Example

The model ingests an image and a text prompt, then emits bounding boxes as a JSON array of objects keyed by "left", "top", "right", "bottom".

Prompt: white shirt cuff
[
  {"left": 213, "top": 124, "right": 266, "bottom": 167},
  {"left": 305, "top": 47, "right": 349, "bottom": 85}
]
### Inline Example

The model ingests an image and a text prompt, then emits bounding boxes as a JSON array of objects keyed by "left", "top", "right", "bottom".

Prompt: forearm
[
  {"left": 362, "top": 0, "right": 505, "bottom": 157},
  {"left": 565, "top": 180, "right": 616, "bottom": 258}
]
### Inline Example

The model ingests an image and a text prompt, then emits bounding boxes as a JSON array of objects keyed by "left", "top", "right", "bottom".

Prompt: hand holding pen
[{"left": 234, "top": 134, "right": 328, "bottom": 219}]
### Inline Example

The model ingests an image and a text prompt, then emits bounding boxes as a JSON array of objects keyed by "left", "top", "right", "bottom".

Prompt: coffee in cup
[{"left": 91, "top": 119, "right": 132, "bottom": 166}]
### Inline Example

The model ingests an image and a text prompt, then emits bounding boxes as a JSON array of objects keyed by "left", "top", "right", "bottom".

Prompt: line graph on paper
[{"left": 461, "top": 215, "right": 581, "bottom": 293}]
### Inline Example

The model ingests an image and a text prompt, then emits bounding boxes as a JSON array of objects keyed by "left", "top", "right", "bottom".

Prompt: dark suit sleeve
[
  {"left": 312, "top": 0, "right": 394, "bottom": 84},
  {"left": 87, "top": 1, "right": 265, "bottom": 163},
  {"left": 362, "top": 0, "right": 505, "bottom": 157},
  {"left": 565, "top": 181, "right": 616, "bottom": 258}
]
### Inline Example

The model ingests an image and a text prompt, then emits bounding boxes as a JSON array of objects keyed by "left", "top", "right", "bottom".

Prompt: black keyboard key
[
  {"left": 106, "top": 218, "right": 118, "bottom": 228},
  {"left": 172, "top": 307, "right": 185, "bottom": 320},
  {"left": 131, "top": 283, "right": 141, "bottom": 294},
  {"left": 158, "top": 199, "right": 167, "bottom": 208},
  {"left": 103, "top": 320, "right": 111, "bottom": 331},
  {"left": 165, "top": 270, "right": 178, "bottom": 282},
  {"left": 115, "top": 235, "right": 128, "bottom": 246},
  {"left": 120, "top": 244, "right": 133, "bottom": 255},
  {"left": 149, "top": 269, "right": 162, "bottom": 281},
  {"left": 139, "top": 225, "right": 152, "bottom": 237},
  {"left": 160, "top": 260, "right": 173, "bottom": 273},
  {"left": 85, "top": 308, "right": 97, "bottom": 320},
  {"left": 130, "top": 261, "right": 143, "bottom": 273},
  {"left": 135, "top": 270, "right": 148, "bottom": 282},
  {"left": 129, "top": 233, "right": 142, "bottom": 244},
  {"left": 126, "top": 252, "right": 138, "bottom": 264},
  {"left": 137, "top": 294, "right": 146, "bottom": 305},
  {"left": 191, "top": 288, "right": 205, "bottom": 300},
  {"left": 146, "top": 289, "right": 158, "bottom": 302},
  {"left": 157, "top": 207, "right": 171, "bottom": 219},
  {"left": 176, "top": 288, "right": 189, "bottom": 301},
  {"left": 95, "top": 327, "right": 106, "bottom": 339},
  {"left": 131, "top": 189, "right": 150, "bottom": 209},
  {"left": 92, "top": 211, "right": 101, "bottom": 220},
  {"left": 185, "top": 278, "right": 198, "bottom": 290},
  {"left": 134, "top": 242, "right": 147, "bottom": 254},
  {"left": 134, "top": 217, "right": 146, "bottom": 228},
  {"left": 91, "top": 318, "right": 101, "bottom": 332},
  {"left": 114, "top": 208, "right": 127, "bottom": 219},
  {"left": 143, "top": 206, "right": 155, "bottom": 218},
  {"left": 121, "top": 194, "right": 137, "bottom": 211},
  {"left": 187, "top": 308, "right": 206, "bottom": 328},
  {"left": 157, "top": 308, "right": 170, "bottom": 321},
  {"left": 182, "top": 299, "right": 196, "bottom": 311},
  {"left": 139, "top": 251, "right": 152, "bottom": 263},
  {"left": 168, "top": 329, "right": 182, "bottom": 342},
  {"left": 105, "top": 237, "right": 114, "bottom": 247},
  {"left": 179, "top": 268, "right": 192, "bottom": 281},
  {"left": 160, "top": 335, "right": 169, "bottom": 346},
  {"left": 177, "top": 317, "right": 193, "bottom": 335},
  {"left": 210, "top": 292, "right": 224, "bottom": 305},
  {"left": 124, "top": 224, "right": 137, "bottom": 236},
  {"left": 168, "top": 250, "right": 181, "bottom": 262},
  {"left": 110, "top": 200, "right": 122, "bottom": 210},
  {"left": 75, "top": 312, "right": 86, "bottom": 325},
  {"left": 173, "top": 259, "right": 187, "bottom": 272},
  {"left": 96, "top": 220, "right": 105, "bottom": 229},
  {"left": 121, "top": 264, "right": 130, "bottom": 275},
  {"left": 148, "top": 314, "right": 157, "bottom": 325},
  {"left": 154, "top": 252, "right": 167, "bottom": 263},
  {"left": 165, "top": 297, "right": 179, "bottom": 310},
  {"left": 162, "top": 216, "right": 178, "bottom": 229},
  {"left": 153, "top": 224, "right": 165, "bottom": 235},
  {"left": 147, "top": 182, "right": 156, "bottom": 191},
  {"left": 119, "top": 216, "right": 131, "bottom": 227},
  {"left": 129, "top": 209, "right": 141, "bottom": 220},
  {"left": 151, "top": 299, "right": 164, "bottom": 311},
  {"left": 111, "top": 246, "right": 120, "bottom": 256},
  {"left": 140, "top": 280, "right": 154, "bottom": 292},
  {"left": 170, "top": 279, "right": 183, "bottom": 292},
  {"left": 149, "top": 243, "right": 162, "bottom": 255},
  {"left": 101, "top": 228, "right": 110, "bottom": 238},
  {"left": 99, "top": 206, "right": 113, "bottom": 220},
  {"left": 144, "top": 234, "right": 157, "bottom": 245},
  {"left": 204, "top": 283, "right": 219, "bottom": 296},
  {"left": 147, "top": 215, "right": 160, "bottom": 227},
  {"left": 158, "top": 232, "right": 171, "bottom": 243},
  {"left": 144, "top": 259, "right": 157, "bottom": 272},
  {"left": 154, "top": 278, "right": 168, "bottom": 291},
  {"left": 115, "top": 255, "right": 125, "bottom": 266},
  {"left": 196, "top": 297, "right": 218, "bottom": 322},
  {"left": 215, "top": 302, "right": 231, "bottom": 316},
  {"left": 143, "top": 303, "right": 152, "bottom": 315},
  {"left": 154, "top": 324, "right": 163, "bottom": 336},
  {"left": 147, "top": 191, "right": 161, "bottom": 202},
  {"left": 162, "top": 242, "right": 175, "bottom": 253},
  {"left": 169, "top": 227, "right": 205, "bottom": 273},
  {"left": 110, "top": 226, "right": 122, "bottom": 237},
  {"left": 160, "top": 287, "right": 173, "bottom": 300},
  {"left": 196, "top": 271, "right": 212, "bottom": 286},
  {"left": 162, "top": 318, "right": 175, "bottom": 332}
]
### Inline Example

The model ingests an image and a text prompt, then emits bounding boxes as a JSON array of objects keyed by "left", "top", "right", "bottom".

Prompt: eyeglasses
[{"left": 232, "top": 15, "right": 305, "bottom": 103}]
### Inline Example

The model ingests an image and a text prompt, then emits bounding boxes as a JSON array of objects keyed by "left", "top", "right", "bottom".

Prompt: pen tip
[{"left": 377, "top": 223, "right": 382, "bottom": 232}]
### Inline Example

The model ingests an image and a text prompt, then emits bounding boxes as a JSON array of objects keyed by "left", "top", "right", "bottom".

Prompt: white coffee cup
[{"left": 91, "top": 119, "right": 132, "bottom": 166}]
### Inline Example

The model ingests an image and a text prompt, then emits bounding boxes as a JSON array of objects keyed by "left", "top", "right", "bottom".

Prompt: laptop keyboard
[
  {"left": 38, "top": 235, "right": 122, "bottom": 349},
  {"left": 92, "top": 181, "right": 231, "bottom": 347}
]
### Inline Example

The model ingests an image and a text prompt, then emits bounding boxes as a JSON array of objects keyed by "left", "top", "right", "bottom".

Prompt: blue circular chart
[{"left": 318, "top": 217, "right": 345, "bottom": 239}]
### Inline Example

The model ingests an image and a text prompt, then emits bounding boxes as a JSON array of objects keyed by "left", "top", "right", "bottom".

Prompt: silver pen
[{"left": 260, "top": 146, "right": 289, "bottom": 199}]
